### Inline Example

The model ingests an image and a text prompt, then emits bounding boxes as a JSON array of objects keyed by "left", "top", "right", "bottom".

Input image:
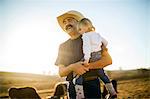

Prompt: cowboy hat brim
[{"left": 57, "top": 10, "right": 84, "bottom": 32}]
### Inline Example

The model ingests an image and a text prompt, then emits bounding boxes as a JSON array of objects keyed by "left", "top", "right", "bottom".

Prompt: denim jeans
[
  {"left": 68, "top": 78, "right": 101, "bottom": 99},
  {"left": 83, "top": 78, "right": 101, "bottom": 99}
]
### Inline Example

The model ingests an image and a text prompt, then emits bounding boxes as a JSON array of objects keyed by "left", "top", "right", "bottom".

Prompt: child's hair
[{"left": 78, "top": 18, "right": 95, "bottom": 32}]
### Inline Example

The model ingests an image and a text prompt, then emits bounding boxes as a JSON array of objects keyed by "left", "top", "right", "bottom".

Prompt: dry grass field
[
  {"left": 0, "top": 72, "right": 64, "bottom": 98},
  {"left": 0, "top": 69, "right": 150, "bottom": 99},
  {"left": 107, "top": 69, "right": 150, "bottom": 99}
]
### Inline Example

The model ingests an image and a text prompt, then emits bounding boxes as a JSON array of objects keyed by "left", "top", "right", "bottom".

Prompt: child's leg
[
  {"left": 98, "top": 69, "right": 110, "bottom": 83},
  {"left": 105, "top": 83, "right": 117, "bottom": 96},
  {"left": 99, "top": 69, "right": 117, "bottom": 96}
]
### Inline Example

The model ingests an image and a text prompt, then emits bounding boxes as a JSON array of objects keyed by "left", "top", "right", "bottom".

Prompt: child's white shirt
[{"left": 82, "top": 32, "right": 108, "bottom": 61}]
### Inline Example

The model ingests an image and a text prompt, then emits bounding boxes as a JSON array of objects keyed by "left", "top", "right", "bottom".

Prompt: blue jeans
[
  {"left": 68, "top": 78, "right": 101, "bottom": 99},
  {"left": 75, "top": 68, "right": 110, "bottom": 85},
  {"left": 68, "top": 81, "right": 76, "bottom": 99},
  {"left": 83, "top": 78, "right": 101, "bottom": 99},
  {"left": 98, "top": 68, "right": 110, "bottom": 84},
  {"left": 83, "top": 51, "right": 111, "bottom": 84}
]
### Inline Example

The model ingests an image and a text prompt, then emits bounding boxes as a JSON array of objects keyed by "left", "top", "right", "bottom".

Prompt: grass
[{"left": 117, "top": 77, "right": 150, "bottom": 98}]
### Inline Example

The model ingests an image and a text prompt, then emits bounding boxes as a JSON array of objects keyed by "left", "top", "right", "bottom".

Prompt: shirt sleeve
[
  {"left": 55, "top": 44, "right": 65, "bottom": 66},
  {"left": 82, "top": 34, "right": 91, "bottom": 61},
  {"left": 101, "top": 37, "right": 108, "bottom": 47}
]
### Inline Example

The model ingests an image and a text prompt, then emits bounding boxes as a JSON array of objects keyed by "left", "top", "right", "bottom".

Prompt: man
[{"left": 55, "top": 10, "right": 112, "bottom": 99}]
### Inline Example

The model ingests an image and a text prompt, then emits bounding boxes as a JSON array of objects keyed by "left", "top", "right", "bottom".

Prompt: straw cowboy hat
[{"left": 57, "top": 10, "right": 84, "bottom": 32}]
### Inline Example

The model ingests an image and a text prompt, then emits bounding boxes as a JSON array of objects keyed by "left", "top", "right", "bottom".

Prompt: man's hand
[{"left": 71, "top": 62, "right": 89, "bottom": 75}]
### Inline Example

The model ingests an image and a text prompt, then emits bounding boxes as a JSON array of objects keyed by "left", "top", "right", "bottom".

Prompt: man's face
[{"left": 63, "top": 17, "right": 78, "bottom": 34}]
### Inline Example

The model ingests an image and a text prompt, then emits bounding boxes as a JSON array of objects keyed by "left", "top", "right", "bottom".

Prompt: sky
[{"left": 0, "top": 0, "right": 149, "bottom": 75}]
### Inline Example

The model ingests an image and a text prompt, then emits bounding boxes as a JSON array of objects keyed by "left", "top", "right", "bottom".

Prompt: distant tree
[{"left": 137, "top": 68, "right": 150, "bottom": 76}]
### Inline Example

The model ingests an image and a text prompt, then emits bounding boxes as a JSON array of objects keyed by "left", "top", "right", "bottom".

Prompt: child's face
[{"left": 78, "top": 25, "right": 88, "bottom": 34}]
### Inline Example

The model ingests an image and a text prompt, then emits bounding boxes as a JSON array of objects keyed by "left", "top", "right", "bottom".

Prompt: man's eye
[
  {"left": 68, "top": 19, "right": 71, "bottom": 22},
  {"left": 63, "top": 21, "right": 66, "bottom": 24}
]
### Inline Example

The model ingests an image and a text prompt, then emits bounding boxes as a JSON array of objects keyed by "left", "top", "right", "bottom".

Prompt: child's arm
[
  {"left": 83, "top": 60, "right": 89, "bottom": 66},
  {"left": 82, "top": 34, "right": 91, "bottom": 65},
  {"left": 101, "top": 37, "right": 108, "bottom": 47}
]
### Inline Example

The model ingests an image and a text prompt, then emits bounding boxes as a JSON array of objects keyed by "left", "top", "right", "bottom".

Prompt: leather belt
[{"left": 84, "top": 76, "right": 98, "bottom": 81}]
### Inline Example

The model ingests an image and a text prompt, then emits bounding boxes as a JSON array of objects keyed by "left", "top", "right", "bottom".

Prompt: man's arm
[
  {"left": 58, "top": 65, "right": 72, "bottom": 77},
  {"left": 58, "top": 62, "right": 89, "bottom": 77},
  {"left": 58, "top": 47, "right": 111, "bottom": 77},
  {"left": 88, "top": 47, "right": 112, "bottom": 69},
  {"left": 56, "top": 44, "right": 89, "bottom": 77}
]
